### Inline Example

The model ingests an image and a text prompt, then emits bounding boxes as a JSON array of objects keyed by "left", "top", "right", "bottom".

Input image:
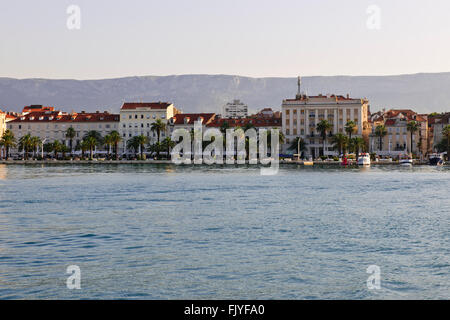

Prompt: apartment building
[
  {"left": 429, "top": 113, "right": 450, "bottom": 151},
  {"left": 119, "top": 102, "right": 180, "bottom": 151},
  {"left": 7, "top": 107, "right": 119, "bottom": 152},
  {"left": 369, "top": 109, "right": 428, "bottom": 157},
  {"left": 222, "top": 100, "right": 248, "bottom": 119},
  {"left": 282, "top": 78, "right": 370, "bottom": 158}
]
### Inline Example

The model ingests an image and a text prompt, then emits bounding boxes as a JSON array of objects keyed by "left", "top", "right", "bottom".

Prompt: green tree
[
  {"left": 18, "top": 134, "right": 33, "bottom": 160},
  {"left": 345, "top": 120, "right": 357, "bottom": 139},
  {"left": 350, "top": 136, "right": 366, "bottom": 162},
  {"left": 65, "top": 127, "right": 76, "bottom": 156},
  {"left": 406, "top": 121, "right": 420, "bottom": 155},
  {"left": 109, "top": 130, "right": 122, "bottom": 160},
  {"left": 127, "top": 136, "right": 140, "bottom": 157},
  {"left": 162, "top": 137, "right": 176, "bottom": 160},
  {"left": 103, "top": 134, "right": 113, "bottom": 159},
  {"left": 0, "top": 130, "right": 16, "bottom": 160},
  {"left": 316, "top": 120, "right": 332, "bottom": 157},
  {"left": 30, "top": 136, "right": 42, "bottom": 159},
  {"left": 84, "top": 137, "right": 97, "bottom": 160},
  {"left": 52, "top": 140, "right": 63, "bottom": 159},
  {"left": 150, "top": 119, "right": 167, "bottom": 144},
  {"left": 375, "top": 125, "right": 388, "bottom": 151},
  {"left": 331, "top": 133, "right": 349, "bottom": 156},
  {"left": 288, "top": 137, "right": 307, "bottom": 159}
]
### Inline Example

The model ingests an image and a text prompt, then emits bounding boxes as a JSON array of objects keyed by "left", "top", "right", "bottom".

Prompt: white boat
[
  {"left": 399, "top": 154, "right": 413, "bottom": 166},
  {"left": 357, "top": 153, "right": 371, "bottom": 166},
  {"left": 429, "top": 153, "right": 444, "bottom": 166}
]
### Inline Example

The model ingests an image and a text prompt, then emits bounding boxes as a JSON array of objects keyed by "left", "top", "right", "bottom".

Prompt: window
[
  {"left": 141, "top": 115, "right": 144, "bottom": 119},
  {"left": 135, "top": 115, "right": 138, "bottom": 119},
  {"left": 129, "top": 115, "right": 132, "bottom": 119}
]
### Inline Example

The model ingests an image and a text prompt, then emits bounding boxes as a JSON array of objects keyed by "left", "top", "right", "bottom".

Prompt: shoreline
[{"left": 0, "top": 159, "right": 441, "bottom": 166}]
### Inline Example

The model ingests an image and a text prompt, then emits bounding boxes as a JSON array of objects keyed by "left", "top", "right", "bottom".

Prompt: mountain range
[{"left": 1, "top": 73, "right": 450, "bottom": 115}]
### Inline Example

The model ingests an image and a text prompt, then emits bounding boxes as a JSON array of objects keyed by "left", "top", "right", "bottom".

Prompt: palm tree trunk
[{"left": 115, "top": 143, "right": 118, "bottom": 160}]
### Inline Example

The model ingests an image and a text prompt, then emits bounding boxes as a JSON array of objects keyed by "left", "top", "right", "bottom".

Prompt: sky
[{"left": 1, "top": 0, "right": 450, "bottom": 79}]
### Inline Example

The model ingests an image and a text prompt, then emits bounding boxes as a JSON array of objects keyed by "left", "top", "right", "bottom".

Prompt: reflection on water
[
  {"left": 0, "top": 164, "right": 449, "bottom": 299},
  {"left": 0, "top": 164, "right": 6, "bottom": 180}
]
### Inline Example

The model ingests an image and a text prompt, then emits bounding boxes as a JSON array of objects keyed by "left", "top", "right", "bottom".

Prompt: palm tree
[
  {"left": 84, "top": 137, "right": 97, "bottom": 160},
  {"left": 350, "top": 137, "right": 366, "bottom": 162},
  {"left": 345, "top": 120, "right": 357, "bottom": 139},
  {"left": 103, "top": 134, "right": 113, "bottom": 159},
  {"left": 288, "top": 137, "right": 307, "bottom": 159},
  {"left": 316, "top": 120, "right": 332, "bottom": 157},
  {"left": 0, "top": 130, "right": 16, "bottom": 160},
  {"left": 331, "top": 133, "right": 349, "bottom": 156},
  {"left": 127, "top": 136, "right": 140, "bottom": 158},
  {"left": 162, "top": 137, "right": 176, "bottom": 160},
  {"left": 150, "top": 119, "right": 167, "bottom": 144},
  {"left": 30, "top": 136, "right": 42, "bottom": 159},
  {"left": 19, "top": 134, "right": 33, "bottom": 160},
  {"left": 65, "top": 127, "right": 76, "bottom": 157},
  {"left": 406, "top": 121, "right": 420, "bottom": 155},
  {"left": 79, "top": 140, "right": 90, "bottom": 159},
  {"left": 135, "top": 134, "right": 148, "bottom": 159},
  {"left": 61, "top": 144, "right": 70, "bottom": 159},
  {"left": 52, "top": 140, "right": 62, "bottom": 159},
  {"left": 443, "top": 125, "right": 450, "bottom": 161},
  {"left": 109, "top": 130, "right": 122, "bottom": 160},
  {"left": 375, "top": 125, "right": 387, "bottom": 151}
]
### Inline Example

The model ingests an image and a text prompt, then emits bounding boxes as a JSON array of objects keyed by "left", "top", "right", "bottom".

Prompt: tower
[{"left": 296, "top": 76, "right": 302, "bottom": 100}]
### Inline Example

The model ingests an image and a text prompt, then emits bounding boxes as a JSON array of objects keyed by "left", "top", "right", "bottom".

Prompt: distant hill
[{"left": 1, "top": 73, "right": 450, "bottom": 114}]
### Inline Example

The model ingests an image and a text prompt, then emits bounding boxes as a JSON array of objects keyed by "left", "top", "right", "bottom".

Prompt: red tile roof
[
  {"left": 10, "top": 111, "right": 119, "bottom": 123},
  {"left": 22, "top": 105, "right": 55, "bottom": 113},
  {"left": 172, "top": 113, "right": 216, "bottom": 125},
  {"left": 121, "top": 102, "right": 172, "bottom": 110}
]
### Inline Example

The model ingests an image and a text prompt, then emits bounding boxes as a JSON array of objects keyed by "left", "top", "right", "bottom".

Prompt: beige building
[
  {"left": 0, "top": 109, "right": 6, "bottom": 138},
  {"left": 369, "top": 109, "right": 428, "bottom": 158},
  {"left": 282, "top": 78, "right": 370, "bottom": 158}
]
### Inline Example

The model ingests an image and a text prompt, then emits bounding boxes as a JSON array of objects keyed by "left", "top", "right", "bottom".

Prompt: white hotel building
[
  {"left": 282, "top": 77, "right": 370, "bottom": 158},
  {"left": 119, "top": 102, "right": 180, "bottom": 152}
]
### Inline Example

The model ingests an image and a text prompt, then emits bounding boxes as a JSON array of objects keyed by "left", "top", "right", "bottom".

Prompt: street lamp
[{"left": 41, "top": 138, "right": 47, "bottom": 159}]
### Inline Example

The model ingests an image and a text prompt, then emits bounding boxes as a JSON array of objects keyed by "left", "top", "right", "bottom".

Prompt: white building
[
  {"left": 7, "top": 106, "right": 120, "bottom": 154},
  {"left": 119, "top": 102, "right": 180, "bottom": 152},
  {"left": 222, "top": 100, "right": 248, "bottom": 118},
  {"left": 282, "top": 77, "right": 370, "bottom": 158}
]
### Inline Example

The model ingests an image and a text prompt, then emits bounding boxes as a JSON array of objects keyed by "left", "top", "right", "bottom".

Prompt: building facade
[
  {"left": 7, "top": 107, "right": 119, "bottom": 154},
  {"left": 222, "top": 100, "right": 248, "bottom": 118},
  {"left": 369, "top": 109, "right": 428, "bottom": 158},
  {"left": 0, "top": 109, "right": 6, "bottom": 138},
  {"left": 119, "top": 102, "right": 180, "bottom": 152},
  {"left": 282, "top": 80, "right": 370, "bottom": 158},
  {"left": 430, "top": 113, "right": 450, "bottom": 151}
]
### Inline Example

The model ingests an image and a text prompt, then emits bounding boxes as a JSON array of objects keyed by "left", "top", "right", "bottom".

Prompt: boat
[
  {"left": 429, "top": 153, "right": 444, "bottom": 166},
  {"left": 399, "top": 154, "right": 413, "bottom": 166},
  {"left": 357, "top": 153, "right": 371, "bottom": 166}
]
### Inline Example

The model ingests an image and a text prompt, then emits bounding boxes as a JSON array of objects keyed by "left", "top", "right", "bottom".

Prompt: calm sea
[{"left": 0, "top": 164, "right": 449, "bottom": 299}]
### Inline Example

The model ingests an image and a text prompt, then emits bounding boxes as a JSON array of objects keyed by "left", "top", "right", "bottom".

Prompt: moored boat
[
  {"left": 399, "top": 154, "right": 413, "bottom": 166},
  {"left": 429, "top": 153, "right": 444, "bottom": 166},
  {"left": 357, "top": 153, "right": 371, "bottom": 166}
]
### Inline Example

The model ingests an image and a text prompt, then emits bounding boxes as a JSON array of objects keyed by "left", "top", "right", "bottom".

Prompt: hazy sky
[{"left": 1, "top": 0, "right": 450, "bottom": 79}]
